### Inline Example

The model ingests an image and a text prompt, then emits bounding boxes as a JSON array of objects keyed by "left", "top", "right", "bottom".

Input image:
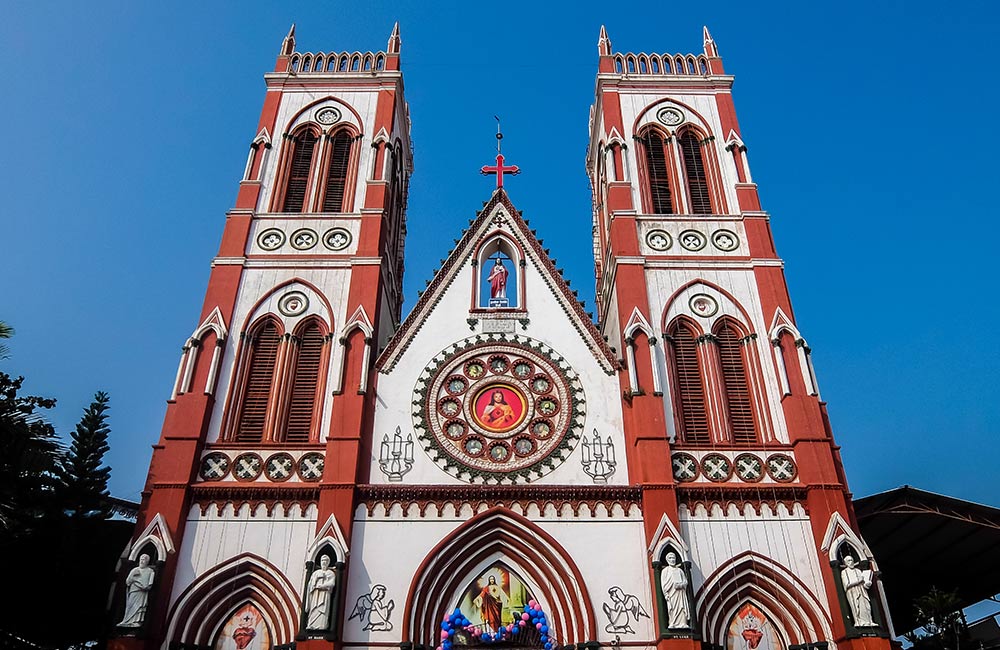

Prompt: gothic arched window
[
  {"left": 281, "top": 129, "right": 319, "bottom": 212},
  {"left": 320, "top": 130, "right": 354, "bottom": 212},
  {"left": 667, "top": 320, "right": 710, "bottom": 443},
  {"left": 284, "top": 320, "right": 326, "bottom": 443},
  {"left": 640, "top": 130, "right": 675, "bottom": 215},
  {"left": 679, "top": 131, "right": 713, "bottom": 214},
  {"left": 714, "top": 319, "right": 757, "bottom": 443},
  {"left": 235, "top": 319, "right": 281, "bottom": 443}
]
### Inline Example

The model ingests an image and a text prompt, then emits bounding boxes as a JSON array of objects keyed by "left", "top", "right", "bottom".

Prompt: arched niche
[
  {"left": 212, "top": 602, "right": 273, "bottom": 650},
  {"left": 725, "top": 602, "right": 785, "bottom": 650},
  {"left": 477, "top": 236, "right": 521, "bottom": 309},
  {"left": 298, "top": 543, "right": 345, "bottom": 640}
]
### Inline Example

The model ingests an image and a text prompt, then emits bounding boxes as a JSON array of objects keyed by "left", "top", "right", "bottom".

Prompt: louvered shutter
[
  {"left": 642, "top": 132, "right": 674, "bottom": 214},
  {"left": 285, "top": 324, "right": 324, "bottom": 443},
  {"left": 236, "top": 321, "right": 280, "bottom": 443},
  {"left": 680, "top": 132, "right": 712, "bottom": 214},
  {"left": 282, "top": 131, "right": 317, "bottom": 212},
  {"left": 321, "top": 131, "right": 352, "bottom": 212},
  {"left": 716, "top": 323, "right": 757, "bottom": 443},
  {"left": 671, "top": 324, "right": 710, "bottom": 443}
]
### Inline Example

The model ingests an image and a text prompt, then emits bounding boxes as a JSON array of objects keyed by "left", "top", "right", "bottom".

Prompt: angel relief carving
[{"left": 602, "top": 586, "right": 649, "bottom": 634}]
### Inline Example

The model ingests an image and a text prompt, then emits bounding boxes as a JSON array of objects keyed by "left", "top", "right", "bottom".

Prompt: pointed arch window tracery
[
  {"left": 275, "top": 120, "right": 359, "bottom": 213},
  {"left": 637, "top": 122, "right": 722, "bottom": 216},
  {"left": 666, "top": 316, "right": 760, "bottom": 445},
  {"left": 228, "top": 316, "right": 330, "bottom": 444}
]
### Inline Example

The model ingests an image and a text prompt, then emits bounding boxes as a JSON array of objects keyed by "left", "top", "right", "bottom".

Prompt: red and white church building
[{"left": 110, "top": 24, "right": 895, "bottom": 650}]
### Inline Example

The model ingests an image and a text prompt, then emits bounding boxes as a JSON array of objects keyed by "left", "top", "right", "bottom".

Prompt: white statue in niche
[
  {"left": 659, "top": 551, "right": 690, "bottom": 628},
  {"left": 841, "top": 555, "right": 876, "bottom": 627},
  {"left": 306, "top": 555, "right": 338, "bottom": 630},
  {"left": 118, "top": 553, "right": 156, "bottom": 627}
]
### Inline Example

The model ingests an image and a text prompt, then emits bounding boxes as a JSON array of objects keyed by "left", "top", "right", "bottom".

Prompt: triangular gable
[
  {"left": 191, "top": 306, "right": 228, "bottom": 342},
  {"left": 307, "top": 514, "right": 350, "bottom": 560},
  {"left": 820, "top": 511, "right": 872, "bottom": 561},
  {"left": 647, "top": 513, "right": 689, "bottom": 560},
  {"left": 127, "top": 512, "right": 176, "bottom": 561},
  {"left": 767, "top": 307, "right": 801, "bottom": 341},
  {"left": 377, "top": 188, "right": 618, "bottom": 373}
]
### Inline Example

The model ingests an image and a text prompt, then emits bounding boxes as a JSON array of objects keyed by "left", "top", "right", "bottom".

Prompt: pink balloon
[
  {"left": 521, "top": 613, "right": 530, "bottom": 621},
  {"left": 536, "top": 623, "right": 543, "bottom": 630},
  {"left": 519, "top": 620, "right": 526, "bottom": 627},
  {"left": 441, "top": 632, "right": 449, "bottom": 640},
  {"left": 529, "top": 600, "right": 537, "bottom": 608}
]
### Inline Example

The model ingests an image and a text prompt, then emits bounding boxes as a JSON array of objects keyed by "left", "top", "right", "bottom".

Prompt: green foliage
[
  {"left": 0, "top": 372, "right": 61, "bottom": 536},
  {"left": 904, "top": 586, "right": 968, "bottom": 650},
  {"left": 56, "top": 391, "right": 113, "bottom": 520},
  {"left": 0, "top": 320, "right": 12, "bottom": 359}
]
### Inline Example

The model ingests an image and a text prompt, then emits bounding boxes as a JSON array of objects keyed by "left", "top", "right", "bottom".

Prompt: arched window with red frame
[
  {"left": 320, "top": 130, "right": 354, "bottom": 213},
  {"left": 234, "top": 319, "right": 281, "bottom": 443},
  {"left": 679, "top": 131, "right": 713, "bottom": 215},
  {"left": 283, "top": 320, "right": 326, "bottom": 443},
  {"left": 639, "top": 129, "right": 675, "bottom": 214},
  {"left": 667, "top": 319, "right": 710, "bottom": 443},
  {"left": 281, "top": 129, "right": 319, "bottom": 212},
  {"left": 714, "top": 319, "right": 757, "bottom": 443}
]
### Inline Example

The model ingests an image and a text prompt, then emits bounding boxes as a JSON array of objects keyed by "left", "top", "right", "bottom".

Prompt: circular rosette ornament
[{"left": 412, "top": 336, "right": 586, "bottom": 483}]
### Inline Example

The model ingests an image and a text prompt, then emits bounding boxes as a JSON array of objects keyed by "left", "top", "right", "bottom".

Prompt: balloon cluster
[{"left": 436, "top": 601, "right": 553, "bottom": 650}]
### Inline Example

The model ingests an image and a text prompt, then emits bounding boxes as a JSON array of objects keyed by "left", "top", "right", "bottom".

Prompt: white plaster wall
[
  {"left": 343, "top": 512, "right": 652, "bottom": 644},
  {"left": 169, "top": 503, "right": 319, "bottom": 612},
  {"left": 370, "top": 216, "right": 628, "bottom": 486},
  {"left": 205, "top": 266, "right": 355, "bottom": 443},
  {"left": 679, "top": 502, "right": 830, "bottom": 613}
]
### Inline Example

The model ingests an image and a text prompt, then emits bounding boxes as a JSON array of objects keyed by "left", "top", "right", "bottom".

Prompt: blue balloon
[{"left": 542, "top": 626, "right": 549, "bottom": 633}]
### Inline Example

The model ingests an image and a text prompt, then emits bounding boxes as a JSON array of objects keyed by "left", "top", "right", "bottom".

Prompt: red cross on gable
[
  {"left": 481, "top": 117, "right": 520, "bottom": 189},
  {"left": 481, "top": 153, "right": 520, "bottom": 189}
]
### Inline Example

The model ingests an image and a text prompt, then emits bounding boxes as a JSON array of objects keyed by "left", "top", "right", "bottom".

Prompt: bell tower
[
  {"left": 111, "top": 24, "right": 412, "bottom": 649},
  {"left": 587, "top": 26, "right": 895, "bottom": 650}
]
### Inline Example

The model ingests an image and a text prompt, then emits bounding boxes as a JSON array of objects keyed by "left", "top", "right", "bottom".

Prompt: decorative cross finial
[{"left": 481, "top": 116, "right": 520, "bottom": 189}]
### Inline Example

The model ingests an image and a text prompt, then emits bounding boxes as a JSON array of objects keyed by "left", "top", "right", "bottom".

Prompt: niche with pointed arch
[{"left": 479, "top": 237, "right": 519, "bottom": 309}]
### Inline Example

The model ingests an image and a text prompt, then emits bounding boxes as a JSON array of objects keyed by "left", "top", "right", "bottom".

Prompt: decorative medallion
[
  {"left": 679, "top": 230, "right": 707, "bottom": 251},
  {"left": 199, "top": 452, "right": 230, "bottom": 480},
  {"left": 733, "top": 453, "right": 764, "bottom": 482},
  {"left": 264, "top": 453, "right": 295, "bottom": 482},
  {"left": 412, "top": 335, "right": 586, "bottom": 483},
  {"left": 712, "top": 230, "right": 740, "bottom": 252},
  {"left": 765, "top": 454, "right": 797, "bottom": 482},
  {"left": 646, "top": 229, "right": 673, "bottom": 251},
  {"left": 298, "top": 452, "right": 325, "bottom": 481},
  {"left": 278, "top": 291, "right": 309, "bottom": 317},
  {"left": 290, "top": 228, "right": 318, "bottom": 250},
  {"left": 323, "top": 228, "right": 352, "bottom": 251},
  {"left": 257, "top": 228, "right": 285, "bottom": 251},
  {"left": 701, "top": 453, "right": 733, "bottom": 482},
  {"left": 315, "top": 107, "right": 342, "bottom": 125},
  {"left": 657, "top": 107, "right": 685, "bottom": 126},
  {"left": 232, "top": 453, "right": 264, "bottom": 481},
  {"left": 689, "top": 294, "right": 718, "bottom": 318},
  {"left": 671, "top": 453, "right": 700, "bottom": 482}
]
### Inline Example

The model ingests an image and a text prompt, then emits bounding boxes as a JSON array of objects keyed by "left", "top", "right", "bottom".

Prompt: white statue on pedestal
[
  {"left": 659, "top": 551, "right": 690, "bottom": 629},
  {"left": 118, "top": 554, "right": 156, "bottom": 628},
  {"left": 841, "top": 556, "right": 876, "bottom": 627},
  {"left": 306, "top": 555, "right": 337, "bottom": 630}
]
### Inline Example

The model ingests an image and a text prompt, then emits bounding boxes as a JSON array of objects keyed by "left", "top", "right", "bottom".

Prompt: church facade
[{"left": 110, "top": 25, "right": 895, "bottom": 650}]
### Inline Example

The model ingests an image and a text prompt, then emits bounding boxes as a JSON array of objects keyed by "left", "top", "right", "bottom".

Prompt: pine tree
[
  {"left": 58, "top": 391, "right": 113, "bottom": 520},
  {"left": 0, "top": 372, "right": 60, "bottom": 536}
]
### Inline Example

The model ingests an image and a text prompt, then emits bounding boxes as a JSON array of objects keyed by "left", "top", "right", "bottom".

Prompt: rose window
[{"left": 413, "top": 337, "right": 586, "bottom": 483}]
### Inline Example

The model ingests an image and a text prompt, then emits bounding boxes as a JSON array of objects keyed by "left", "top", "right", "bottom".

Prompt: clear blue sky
[{"left": 2, "top": 1, "right": 997, "bottom": 507}]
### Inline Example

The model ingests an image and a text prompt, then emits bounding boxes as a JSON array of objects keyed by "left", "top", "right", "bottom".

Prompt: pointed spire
[
  {"left": 387, "top": 21, "right": 401, "bottom": 54},
  {"left": 598, "top": 25, "right": 612, "bottom": 56},
  {"left": 703, "top": 25, "right": 719, "bottom": 58},
  {"left": 280, "top": 23, "right": 296, "bottom": 56}
]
